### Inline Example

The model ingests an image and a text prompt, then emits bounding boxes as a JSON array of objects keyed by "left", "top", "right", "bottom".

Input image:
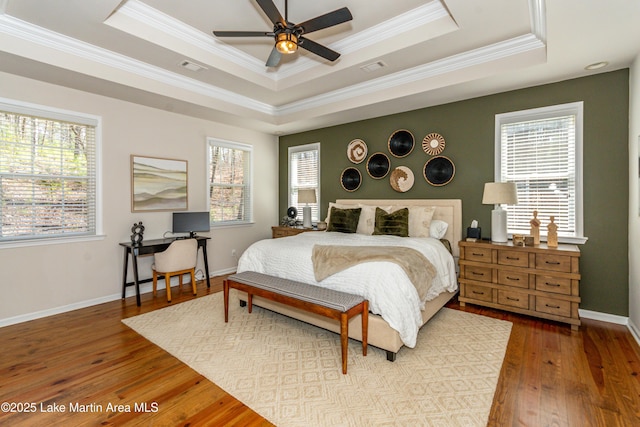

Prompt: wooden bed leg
[
  {"left": 361, "top": 301, "right": 368, "bottom": 357},
  {"left": 386, "top": 351, "right": 397, "bottom": 362}
]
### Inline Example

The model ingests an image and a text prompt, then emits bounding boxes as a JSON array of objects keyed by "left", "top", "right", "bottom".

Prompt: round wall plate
[
  {"left": 388, "top": 129, "right": 415, "bottom": 158},
  {"left": 424, "top": 156, "right": 455, "bottom": 186},
  {"left": 287, "top": 206, "right": 298, "bottom": 218},
  {"left": 341, "top": 167, "right": 362, "bottom": 192},
  {"left": 347, "top": 139, "right": 368, "bottom": 164},
  {"left": 390, "top": 166, "right": 414, "bottom": 192},
  {"left": 366, "top": 152, "right": 390, "bottom": 179},
  {"left": 422, "top": 133, "right": 446, "bottom": 155}
]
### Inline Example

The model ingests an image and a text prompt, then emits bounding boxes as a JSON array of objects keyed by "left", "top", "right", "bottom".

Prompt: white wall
[
  {"left": 629, "top": 54, "right": 640, "bottom": 336},
  {"left": 0, "top": 72, "right": 278, "bottom": 325}
]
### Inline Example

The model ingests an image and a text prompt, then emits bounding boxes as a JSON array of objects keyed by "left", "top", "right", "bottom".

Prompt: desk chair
[{"left": 152, "top": 238, "right": 198, "bottom": 302}]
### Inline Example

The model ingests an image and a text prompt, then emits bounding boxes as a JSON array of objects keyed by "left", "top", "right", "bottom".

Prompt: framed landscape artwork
[{"left": 131, "top": 155, "right": 188, "bottom": 212}]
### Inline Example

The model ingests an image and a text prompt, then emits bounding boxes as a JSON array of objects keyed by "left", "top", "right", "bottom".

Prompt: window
[
  {"left": 0, "top": 98, "right": 100, "bottom": 244},
  {"left": 288, "top": 143, "right": 320, "bottom": 222},
  {"left": 496, "top": 102, "right": 585, "bottom": 243},
  {"left": 208, "top": 138, "right": 252, "bottom": 225}
]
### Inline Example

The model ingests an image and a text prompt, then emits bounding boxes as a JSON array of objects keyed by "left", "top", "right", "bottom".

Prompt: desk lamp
[{"left": 482, "top": 182, "right": 518, "bottom": 242}]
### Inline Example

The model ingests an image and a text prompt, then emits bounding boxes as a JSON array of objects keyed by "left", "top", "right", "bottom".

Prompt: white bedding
[{"left": 237, "top": 231, "right": 458, "bottom": 347}]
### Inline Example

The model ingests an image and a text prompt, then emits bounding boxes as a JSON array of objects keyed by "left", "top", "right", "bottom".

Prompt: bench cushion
[{"left": 228, "top": 271, "right": 364, "bottom": 312}]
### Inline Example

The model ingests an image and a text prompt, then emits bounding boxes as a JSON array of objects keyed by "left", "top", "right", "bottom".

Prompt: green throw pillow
[
  {"left": 326, "top": 207, "right": 362, "bottom": 233},
  {"left": 373, "top": 207, "right": 409, "bottom": 237}
]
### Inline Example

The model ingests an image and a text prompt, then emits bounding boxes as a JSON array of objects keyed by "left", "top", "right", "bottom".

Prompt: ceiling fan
[{"left": 213, "top": 0, "right": 353, "bottom": 67}]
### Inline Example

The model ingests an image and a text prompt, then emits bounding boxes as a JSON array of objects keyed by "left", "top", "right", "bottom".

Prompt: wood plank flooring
[{"left": 1, "top": 276, "right": 639, "bottom": 426}]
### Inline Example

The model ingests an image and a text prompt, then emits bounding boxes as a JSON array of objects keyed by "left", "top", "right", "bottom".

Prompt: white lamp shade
[
  {"left": 482, "top": 182, "right": 518, "bottom": 205},
  {"left": 482, "top": 182, "right": 517, "bottom": 242},
  {"left": 298, "top": 189, "right": 316, "bottom": 204}
]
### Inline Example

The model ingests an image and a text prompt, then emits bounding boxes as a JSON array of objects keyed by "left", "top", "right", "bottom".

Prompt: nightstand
[
  {"left": 271, "top": 226, "right": 318, "bottom": 238},
  {"left": 458, "top": 240, "right": 581, "bottom": 330}
]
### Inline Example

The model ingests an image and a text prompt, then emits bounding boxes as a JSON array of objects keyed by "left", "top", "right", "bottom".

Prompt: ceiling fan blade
[
  {"left": 256, "top": 0, "right": 286, "bottom": 26},
  {"left": 296, "top": 7, "right": 352, "bottom": 34},
  {"left": 298, "top": 36, "right": 340, "bottom": 61},
  {"left": 213, "top": 31, "right": 274, "bottom": 37},
  {"left": 266, "top": 46, "right": 282, "bottom": 67}
]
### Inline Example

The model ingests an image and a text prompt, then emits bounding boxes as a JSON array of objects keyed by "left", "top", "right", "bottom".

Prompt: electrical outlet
[{"left": 231, "top": 249, "right": 237, "bottom": 257}]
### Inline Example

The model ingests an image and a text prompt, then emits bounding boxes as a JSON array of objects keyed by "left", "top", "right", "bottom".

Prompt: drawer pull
[
  {"left": 506, "top": 296, "right": 520, "bottom": 301},
  {"left": 506, "top": 256, "right": 520, "bottom": 260},
  {"left": 545, "top": 303, "right": 561, "bottom": 309},
  {"left": 472, "top": 272, "right": 485, "bottom": 276},
  {"left": 545, "top": 282, "right": 561, "bottom": 287},
  {"left": 471, "top": 252, "right": 485, "bottom": 257},
  {"left": 545, "top": 261, "right": 561, "bottom": 265},
  {"left": 472, "top": 290, "right": 485, "bottom": 295},
  {"left": 506, "top": 276, "right": 520, "bottom": 281}
]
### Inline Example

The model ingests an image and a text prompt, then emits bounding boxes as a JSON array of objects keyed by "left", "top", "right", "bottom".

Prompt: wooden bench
[{"left": 223, "top": 271, "right": 368, "bottom": 374}]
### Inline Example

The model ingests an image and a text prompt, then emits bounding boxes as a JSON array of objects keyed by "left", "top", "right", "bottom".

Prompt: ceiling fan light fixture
[{"left": 276, "top": 32, "right": 298, "bottom": 54}]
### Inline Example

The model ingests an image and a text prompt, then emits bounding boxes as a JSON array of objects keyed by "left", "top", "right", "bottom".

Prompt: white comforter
[{"left": 237, "top": 232, "right": 458, "bottom": 347}]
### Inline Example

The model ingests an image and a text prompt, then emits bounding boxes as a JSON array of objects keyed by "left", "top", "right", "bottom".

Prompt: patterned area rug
[{"left": 123, "top": 292, "right": 512, "bottom": 426}]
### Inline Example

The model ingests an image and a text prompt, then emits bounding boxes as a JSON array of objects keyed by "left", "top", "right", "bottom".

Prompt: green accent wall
[{"left": 279, "top": 70, "right": 630, "bottom": 316}]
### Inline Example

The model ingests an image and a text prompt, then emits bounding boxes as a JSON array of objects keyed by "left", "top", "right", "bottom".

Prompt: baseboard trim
[
  {"left": 579, "top": 309, "right": 640, "bottom": 348},
  {"left": 0, "top": 267, "right": 236, "bottom": 328}
]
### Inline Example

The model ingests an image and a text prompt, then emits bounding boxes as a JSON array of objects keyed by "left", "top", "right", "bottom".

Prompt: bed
[{"left": 235, "top": 199, "right": 462, "bottom": 361}]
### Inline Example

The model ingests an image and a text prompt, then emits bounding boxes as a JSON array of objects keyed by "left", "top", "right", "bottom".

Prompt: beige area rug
[{"left": 123, "top": 292, "right": 512, "bottom": 427}]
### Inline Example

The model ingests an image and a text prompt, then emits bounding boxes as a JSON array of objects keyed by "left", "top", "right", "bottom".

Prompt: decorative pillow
[
  {"left": 373, "top": 207, "right": 409, "bottom": 237},
  {"left": 430, "top": 219, "right": 449, "bottom": 239},
  {"left": 326, "top": 207, "right": 362, "bottom": 233},
  {"left": 356, "top": 204, "right": 376, "bottom": 234},
  {"left": 407, "top": 206, "right": 436, "bottom": 237}
]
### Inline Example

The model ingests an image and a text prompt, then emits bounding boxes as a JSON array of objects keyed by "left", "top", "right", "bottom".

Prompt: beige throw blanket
[{"left": 311, "top": 245, "right": 437, "bottom": 301}]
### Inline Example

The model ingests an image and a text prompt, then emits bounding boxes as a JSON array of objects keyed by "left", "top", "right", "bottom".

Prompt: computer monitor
[{"left": 172, "top": 211, "right": 210, "bottom": 238}]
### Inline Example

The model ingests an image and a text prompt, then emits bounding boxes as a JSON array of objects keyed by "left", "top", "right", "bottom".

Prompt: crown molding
[
  {"left": 276, "top": 33, "right": 545, "bottom": 116},
  {"left": 0, "top": 14, "right": 274, "bottom": 115}
]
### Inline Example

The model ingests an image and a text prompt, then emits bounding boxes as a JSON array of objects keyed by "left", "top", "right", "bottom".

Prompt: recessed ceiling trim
[
  {"left": 277, "top": 1, "right": 453, "bottom": 79},
  {"left": 105, "top": 0, "right": 272, "bottom": 79},
  {"left": 0, "top": 14, "right": 274, "bottom": 116},
  {"left": 276, "top": 34, "right": 545, "bottom": 116}
]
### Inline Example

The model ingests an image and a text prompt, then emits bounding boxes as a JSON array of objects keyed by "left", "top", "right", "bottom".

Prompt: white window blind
[
  {"left": 208, "top": 138, "right": 252, "bottom": 225},
  {"left": 289, "top": 143, "right": 320, "bottom": 222},
  {"left": 496, "top": 102, "right": 584, "bottom": 242},
  {"left": 0, "top": 101, "right": 98, "bottom": 243}
]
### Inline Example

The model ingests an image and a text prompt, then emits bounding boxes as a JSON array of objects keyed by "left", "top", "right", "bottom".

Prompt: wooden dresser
[
  {"left": 271, "top": 226, "right": 317, "bottom": 238},
  {"left": 458, "top": 240, "right": 581, "bottom": 330}
]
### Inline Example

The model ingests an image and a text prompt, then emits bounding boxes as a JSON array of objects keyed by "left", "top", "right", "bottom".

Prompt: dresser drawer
[
  {"left": 536, "top": 254, "right": 572, "bottom": 273},
  {"left": 464, "top": 284, "right": 493, "bottom": 303},
  {"left": 273, "top": 229, "right": 288, "bottom": 238},
  {"left": 465, "top": 246, "right": 492, "bottom": 263},
  {"left": 498, "top": 270, "right": 529, "bottom": 289},
  {"left": 498, "top": 250, "right": 529, "bottom": 268},
  {"left": 498, "top": 289, "right": 529, "bottom": 310},
  {"left": 464, "top": 265, "right": 492, "bottom": 283},
  {"left": 536, "top": 296, "right": 571, "bottom": 317},
  {"left": 535, "top": 275, "right": 572, "bottom": 295}
]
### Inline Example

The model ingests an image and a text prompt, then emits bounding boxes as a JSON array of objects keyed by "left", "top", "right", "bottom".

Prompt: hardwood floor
[{"left": 1, "top": 276, "right": 639, "bottom": 426}]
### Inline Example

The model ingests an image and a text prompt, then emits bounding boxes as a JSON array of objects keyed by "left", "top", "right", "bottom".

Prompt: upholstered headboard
[{"left": 335, "top": 199, "right": 463, "bottom": 258}]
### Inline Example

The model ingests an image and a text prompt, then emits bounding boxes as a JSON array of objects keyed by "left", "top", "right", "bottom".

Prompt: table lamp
[
  {"left": 298, "top": 189, "right": 316, "bottom": 228},
  {"left": 482, "top": 182, "right": 518, "bottom": 242}
]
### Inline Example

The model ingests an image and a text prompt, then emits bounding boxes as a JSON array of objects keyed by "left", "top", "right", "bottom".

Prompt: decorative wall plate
[
  {"left": 422, "top": 133, "right": 446, "bottom": 155},
  {"left": 424, "top": 156, "right": 455, "bottom": 186},
  {"left": 347, "top": 139, "right": 368, "bottom": 164},
  {"left": 366, "top": 152, "right": 390, "bottom": 179},
  {"left": 341, "top": 167, "right": 362, "bottom": 192},
  {"left": 287, "top": 206, "right": 298, "bottom": 219},
  {"left": 388, "top": 129, "right": 415, "bottom": 158},
  {"left": 390, "top": 166, "right": 414, "bottom": 193}
]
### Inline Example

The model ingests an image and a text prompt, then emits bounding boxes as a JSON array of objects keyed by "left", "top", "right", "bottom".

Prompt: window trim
[
  {"left": 495, "top": 101, "right": 587, "bottom": 245},
  {"left": 207, "top": 137, "right": 253, "bottom": 227},
  {"left": 0, "top": 97, "right": 103, "bottom": 248},
  {"left": 288, "top": 142, "right": 321, "bottom": 222}
]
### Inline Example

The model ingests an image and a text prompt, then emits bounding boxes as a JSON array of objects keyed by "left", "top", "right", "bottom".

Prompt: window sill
[{"left": 0, "top": 234, "right": 106, "bottom": 250}]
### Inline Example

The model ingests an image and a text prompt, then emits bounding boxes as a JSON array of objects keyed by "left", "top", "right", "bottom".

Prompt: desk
[{"left": 120, "top": 236, "right": 211, "bottom": 306}]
